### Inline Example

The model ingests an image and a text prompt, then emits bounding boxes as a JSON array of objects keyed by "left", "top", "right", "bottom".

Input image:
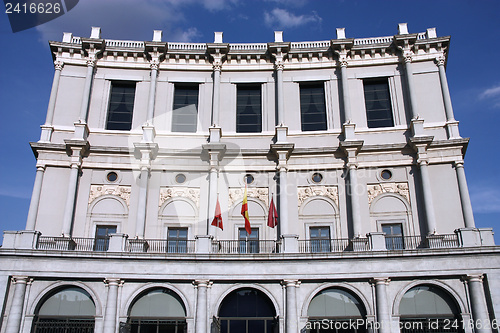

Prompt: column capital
[
  {"left": 36, "top": 165, "right": 46, "bottom": 172},
  {"left": 274, "top": 61, "right": 284, "bottom": 71},
  {"left": 435, "top": 56, "right": 446, "bottom": 67},
  {"left": 54, "top": 60, "right": 64, "bottom": 70},
  {"left": 370, "top": 277, "right": 390, "bottom": 285},
  {"left": 193, "top": 280, "right": 212, "bottom": 288},
  {"left": 86, "top": 58, "right": 97, "bottom": 67},
  {"left": 338, "top": 59, "right": 348, "bottom": 68},
  {"left": 454, "top": 160, "right": 465, "bottom": 168},
  {"left": 104, "top": 278, "right": 123, "bottom": 287},
  {"left": 281, "top": 279, "right": 300, "bottom": 287},
  {"left": 464, "top": 274, "right": 484, "bottom": 283},
  {"left": 150, "top": 59, "right": 160, "bottom": 71},
  {"left": 11, "top": 276, "right": 30, "bottom": 284}
]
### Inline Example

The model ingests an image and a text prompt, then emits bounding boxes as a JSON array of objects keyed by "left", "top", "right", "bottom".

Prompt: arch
[
  {"left": 126, "top": 285, "right": 188, "bottom": 333},
  {"left": 393, "top": 280, "right": 465, "bottom": 316},
  {"left": 216, "top": 286, "right": 278, "bottom": 333},
  {"left": 159, "top": 197, "right": 198, "bottom": 217},
  {"left": 29, "top": 281, "right": 103, "bottom": 317},
  {"left": 123, "top": 283, "right": 192, "bottom": 318},
  {"left": 369, "top": 193, "right": 410, "bottom": 214},
  {"left": 88, "top": 195, "right": 128, "bottom": 215},
  {"left": 299, "top": 196, "right": 339, "bottom": 216},
  {"left": 31, "top": 284, "right": 99, "bottom": 333},
  {"left": 230, "top": 198, "right": 266, "bottom": 217},
  {"left": 212, "top": 284, "right": 281, "bottom": 318},
  {"left": 302, "top": 283, "right": 373, "bottom": 317}
]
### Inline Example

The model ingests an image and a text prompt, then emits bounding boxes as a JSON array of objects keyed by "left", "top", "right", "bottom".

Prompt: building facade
[{"left": 1, "top": 24, "right": 499, "bottom": 333}]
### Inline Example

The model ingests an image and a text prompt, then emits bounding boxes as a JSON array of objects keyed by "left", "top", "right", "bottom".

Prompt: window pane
[
  {"left": 363, "top": 80, "right": 394, "bottom": 128},
  {"left": 167, "top": 228, "right": 188, "bottom": 253},
  {"left": 237, "top": 85, "right": 262, "bottom": 133},
  {"left": 172, "top": 85, "right": 199, "bottom": 133},
  {"left": 106, "top": 82, "right": 136, "bottom": 131},
  {"left": 300, "top": 83, "right": 327, "bottom": 131},
  {"left": 310, "top": 227, "right": 331, "bottom": 252}
]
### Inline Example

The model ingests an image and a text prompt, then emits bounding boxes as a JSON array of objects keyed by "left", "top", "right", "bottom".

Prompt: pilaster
[
  {"left": 202, "top": 143, "right": 226, "bottom": 237},
  {"left": 271, "top": 143, "right": 294, "bottom": 236},
  {"left": 282, "top": 279, "right": 300, "bottom": 333},
  {"left": 371, "top": 278, "right": 391, "bottom": 333},
  {"left": 464, "top": 275, "right": 492, "bottom": 333}
]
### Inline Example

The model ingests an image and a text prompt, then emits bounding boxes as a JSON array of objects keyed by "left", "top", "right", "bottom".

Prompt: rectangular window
[
  {"left": 167, "top": 228, "right": 188, "bottom": 253},
  {"left": 172, "top": 84, "right": 199, "bottom": 133},
  {"left": 94, "top": 225, "right": 116, "bottom": 251},
  {"left": 310, "top": 226, "right": 331, "bottom": 252},
  {"left": 363, "top": 79, "right": 394, "bottom": 128},
  {"left": 236, "top": 84, "right": 262, "bottom": 133},
  {"left": 382, "top": 223, "right": 403, "bottom": 250},
  {"left": 238, "top": 228, "right": 259, "bottom": 253},
  {"left": 300, "top": 82, "right": 327, "bottom": 131},
  {"left": 106, "top": 82, "right": 136, "bottom": 130}
]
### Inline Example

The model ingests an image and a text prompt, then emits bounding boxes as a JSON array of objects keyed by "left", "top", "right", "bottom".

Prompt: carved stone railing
[
  {"left": 168, "top": 42, "right": 206, "bottom": 51},
  {"left": 353, "top": 36, "right": 393, "bottom": 46},
  {"left": 106, "top": 39, "right": 144, "bottom": 48},
  {"left": 290, "top": 40, "right": 330, "bottom": 49},
  {"left": 229, "top": 43, "right": 268, "bottom": 51}
]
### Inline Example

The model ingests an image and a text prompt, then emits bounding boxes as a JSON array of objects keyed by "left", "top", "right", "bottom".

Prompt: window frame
[
  {"left": 299, "top": 81, "right": 328, "bottom": 131},
  {"left": 236, "top": 84, "right": 262, "bottom": 133},
  {"left": 238, "top": 227, "right": 259, "bottom": 253},
  {"left": 363, "top": 78, "right": 395, "bottom": 129},
  {"left": 167, "top": 227, "right": 189, "bottom": 253},
  {"left": 105, "top": 81, "right": 136, "bottom": 131},
  {"left": 93, "top": 225, "right": 117, "bottom": 251},
  {"left": 309, "top": 226, "right": 331, "bottom": 253},
  {"left": 171, "top": 84, "right": 200, "bottom": 133}
]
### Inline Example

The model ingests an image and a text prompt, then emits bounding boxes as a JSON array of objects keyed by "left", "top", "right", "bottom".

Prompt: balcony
[{"left": 1, "top": 228, "right": 495, "bottom": 255}]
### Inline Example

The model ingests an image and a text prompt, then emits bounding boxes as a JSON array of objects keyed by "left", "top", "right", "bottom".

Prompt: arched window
[
  {"left": 399, "top": 285, "right": 462, "bottom": 333},
  {"left": 307, "top": 288, "right": 366, "bottom": 333},
  {"left": 128, "top": 288, "right": 186, "bottom": 333},
  {"left": 32, "top": 287, "right": 96, "bottom": 333},
  {"left": 217, "top": 288, "right": 277, "bottom": 333}
]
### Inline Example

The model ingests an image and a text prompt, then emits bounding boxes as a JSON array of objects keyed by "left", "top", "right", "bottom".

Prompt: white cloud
[
  {"left": 478, "top": 84, "right": 500, "bottom": 109},
  {"left": 263, "top": 0, "right": 308, "bottom": 7},
  {"left": 264, "top": 8, "right": 321, "bottom": 29},
  {"left": 170, "top": 27, "right": 201, "bottom": 42},
  {"left": 470, "top": 186, "right": 500, "bottom": 213}
]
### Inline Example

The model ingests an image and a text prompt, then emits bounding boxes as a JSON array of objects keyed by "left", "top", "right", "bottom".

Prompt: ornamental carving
[
  {"left": 228, "top": 187, "right": 269, "bottom": 207},
  {"left": 159, "top": 187, "right": 200, "bottom": 208},
  {"left": 367, "top": 182, "right": 409, "bottom": 204},
  {"left": 54, "top": 60, "right": 64, "bottom": 70},
  {"left": 297, "top": 186, "right": 339, "bottom": 207},
  {"left": 89, "top": 185, "right": 131, "bottom": 206},
  {"left": 435, "top": 56, "right": 445, "bottom": 67}
]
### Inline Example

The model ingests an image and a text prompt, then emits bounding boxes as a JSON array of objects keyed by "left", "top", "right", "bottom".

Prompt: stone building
[{"left": 1, "top": 24, "right": 499, "bottom": 333}]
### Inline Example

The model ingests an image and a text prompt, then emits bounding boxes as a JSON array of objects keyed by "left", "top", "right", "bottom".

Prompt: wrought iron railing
[
  {"left": 37, "top": 237, "right": 108, "bottom": 252},
  {"left": 32, "top": 318, "right": 95, "bottom": 333},
  {"left": 125, "top": 239, "right": 196, "bottom": 253},
  {"left": 299, "top": 238, "right": 370, "bottom": 253},
  {"left": 212, "top": 240, "right": 280, "bottom": 254}
]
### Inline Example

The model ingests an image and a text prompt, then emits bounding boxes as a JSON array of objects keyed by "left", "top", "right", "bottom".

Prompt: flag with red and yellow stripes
[{"left": 241, "top": 185, "right": 251, "bottom": 234}]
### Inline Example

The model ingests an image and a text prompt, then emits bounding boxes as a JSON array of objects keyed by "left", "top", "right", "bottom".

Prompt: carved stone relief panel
[
  {"left": 297, "top": 186, "right": 339, "bottom": 207},
  {"left": 89, "top": 185, "right": 132, "bottom": 206},
  {"left": 228, "top": 187, "right": 269, "bottom": 207},
  {"left": 367, "top": 182, "right": 409, "bottom": 204},
  {"left": 159, "top": 187, "right": 200, "bottom": 208}
]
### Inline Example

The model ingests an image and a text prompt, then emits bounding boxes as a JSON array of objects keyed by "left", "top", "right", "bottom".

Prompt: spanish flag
[
  {"left": 211, "top": 197, "right": 223, "bottom": 230},
  {"left": 241, "top": 185, "right": 251, "bottom": 234}
]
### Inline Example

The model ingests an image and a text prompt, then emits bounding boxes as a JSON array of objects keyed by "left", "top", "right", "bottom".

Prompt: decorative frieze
[
  {"left": 297, "top": 186, "right": 339, "bottom": 207},
  {"left": 228, "top": 187, "right": 269, "bottom": 207},
  {"left": 159, "top": 187, "right": 200, "bottom": 208},
  {"left": 367, "top": 182, "right": 409, "bottom": 204},
  {"left": 89, "top": 185, "right": 131, "bottom": 206}
]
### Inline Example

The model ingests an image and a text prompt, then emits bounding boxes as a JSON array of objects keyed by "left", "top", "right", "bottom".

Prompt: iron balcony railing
[
  {"left": 37, "top": 236, "right": 109, "bottom": 251},
  {"left": 299, "top": 238, "right": 370, "bottom": 253},
  {"left": 125, "top": 239, "right": 196, "bottom": 253},
  {"left": 212, "top": 240, "right": 280, "bottom": 254},
  {"left": 384, "top": 234, "right": 459, "bottom": 250}
]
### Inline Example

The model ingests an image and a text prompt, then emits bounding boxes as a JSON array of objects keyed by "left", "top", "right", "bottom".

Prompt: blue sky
[{"left": 1, "top": 0, "right": 499, "bottom": 244}]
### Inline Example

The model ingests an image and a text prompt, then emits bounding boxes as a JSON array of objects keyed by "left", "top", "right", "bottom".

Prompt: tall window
[
  {"left": 237, "top": 84, "right": 262, "bottom": 133},
  {"left": 310, "top": 226, "right": 331, "bottom": 252},
  {"left": 363, "top": 79, "right": 394, "bottom": 128},
  {"left": 106, "top": 81, "right": 136, "bottom": 130},
  {"left": 300, "top": 82, "right": 327, "bottom": 131},
  {"left": 167, "top": 227, "right": 188, "bottom": 253},
  {"left": 382, "top": 223, "right": 403, "bottom": 250},
  {"left": 239, "top": 228, "right": 259, "bottom": 253},
  {"left": 94, "top": 225, "right": 116, "bottom": 251},
  {"left": 172, "top": 84, "right": 199, "bottom": 132}
]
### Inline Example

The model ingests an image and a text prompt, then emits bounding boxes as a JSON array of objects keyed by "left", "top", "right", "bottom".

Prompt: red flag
[
  {"left": 211, "top": 197, "right": 223, "bottom": 230},
  {"left": 267, "top": 197, "right": 278, "bottom": 228},
  {"left": 241, "top": 185, "right": 251, "bottom": 234}
]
